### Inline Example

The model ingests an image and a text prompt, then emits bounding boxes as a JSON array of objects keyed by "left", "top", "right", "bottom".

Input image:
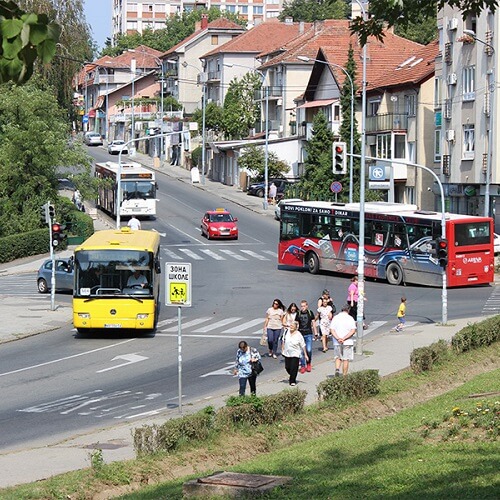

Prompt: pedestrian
[
  {"left": 127, "top": 215, "right": 141, "bottom": 230},
  {"left": 316, "top": 297, "right": 333, "bottom": 352},
  {"left": 233, "top": 341, "right": 261, "bottom": 396},
  {"left": 394, "top": 296, "right": 407, "bottom": 332},
  {"left": 347, "top": 276, "right": 359, "bottom": 321},
  {"left": 330, "top": 304, "right": 356, "bottom": 377},
  {"left": 281, "top": 321, "right": 308, "bottom": 386},
  {"left": 317, "top": 289, "right": 334, "bottom": 309},
  {"left": 269, "top": 182, "right": 277, "bottom": 205},
  {"left": 282, "top": 302, "right": 298, "bottom": 337},
  {"left": 297, "top": 300, "right": 317, "bottom": 373},
  {"left": 263, "top": 298, "right": 285, "bottom": 359}
]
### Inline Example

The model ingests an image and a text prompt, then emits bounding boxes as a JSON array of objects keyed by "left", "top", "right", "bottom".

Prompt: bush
[
  {"left": 317, "top": 369, "right": 380, "bottom": 405},
  {"left": 410, "top": 339, "right": 449, "bottom": 374},
  {"left": 0, "top": 229, "right": 50, "bottom": 263},
  {"left": 451, "top": 316, "right": 500, "bottom": 353},
  {"left": 133, "top": 407, "right": 215, "bottom": 455}
]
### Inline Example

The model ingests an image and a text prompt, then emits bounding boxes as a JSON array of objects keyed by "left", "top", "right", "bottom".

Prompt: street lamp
[
  {"left": 463, "top": 29, "right": 495, "bottom": 218},
  {"left": 224, "top": 63, "right": 269, "bottom": 209},
  {"left": 297, "top": 55, "right": 355, "bottom": 203}
]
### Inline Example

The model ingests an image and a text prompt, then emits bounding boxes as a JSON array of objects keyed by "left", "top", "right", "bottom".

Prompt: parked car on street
[
  {"left": 107, "top": 140, "right": 128, "bottom": 155},
  {"left": 274, "top": 198, "right": 303, "bottom": 220},
  {"left": 201, "top": 208, "right": 238, "bottom": 240},
  {"left": 84, "top": 132, "right": 103, "bottom": 146},
  {"left": 37, "top": 258, "right": 74, "bottom": 293},
  {"left": 247, "top": 178, "right": 288, "bottom": 198}
]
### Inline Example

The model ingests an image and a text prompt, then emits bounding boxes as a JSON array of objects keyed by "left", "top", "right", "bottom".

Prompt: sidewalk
[{"left": 0, "top": 149, "right": 493, "bottom": 488}]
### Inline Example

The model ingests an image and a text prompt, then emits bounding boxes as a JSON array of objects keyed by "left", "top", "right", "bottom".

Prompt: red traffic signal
[
  {"left": 51, "top": 223, "right": 64, "bottom": 247},
  {"left": 332, "top": 141, "right": 347, "bottom": 174},
  {"left": 436, "top": 237, "right": 448, "bottom": 268}
]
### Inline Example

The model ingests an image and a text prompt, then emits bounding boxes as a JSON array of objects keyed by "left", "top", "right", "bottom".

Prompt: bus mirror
[{"left": 155, "top": 260, "right": 161, "bottom": 273}]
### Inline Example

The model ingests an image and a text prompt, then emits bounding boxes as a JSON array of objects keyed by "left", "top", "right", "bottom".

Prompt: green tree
[
  {"left": 237, "top": 144, "right": 290, "bottom": 180},
  {"left": 279, "top": 0, "right": 348, "bottom": 22},
  {"left": 222, "top": 72, "right": 262, "bottom": 140},
  {"left": 192, "top": 101, "right": 224, "bottom": 134},
  {"left": 394, "top": 14, "right": 438, "bottom": 45},
  {"left": 298, "top": 111, "right": 334, "bottom": 201},
  {"left": 0, "top": 81, "right": 91, "bottom": 237}
]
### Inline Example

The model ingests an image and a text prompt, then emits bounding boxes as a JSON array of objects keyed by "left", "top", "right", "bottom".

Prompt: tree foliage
[
  {"left": 394, "top": 14, "right": 438, "bottom": 45},
  {"left": 348, "top": 0, "right": 496, "bottom": 45},
  {"left": 222, "top": 72, "right": 262, "bottom": 140},
  {"left": 101, "top": 8, "right": 246, "bottom": 57},
  {"left": 0, "top": 0, "right": 60, "bottom": 84},
  {"left": 192, "top": 101, "right": 224, "bottom": 134},
  {"left": 0, "top": 80, "right": 91, "bottom": 237},
  {"left": 279, "top": 0, "right": 348, "bottom": 22},
  {"left": 237, "top": 144, "right": 290, "bottom": 180}
]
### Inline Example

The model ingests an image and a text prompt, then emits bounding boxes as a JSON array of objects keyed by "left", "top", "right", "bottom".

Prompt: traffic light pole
[{"left": 48, "top": 208, "right": 56, "bottom": 312}]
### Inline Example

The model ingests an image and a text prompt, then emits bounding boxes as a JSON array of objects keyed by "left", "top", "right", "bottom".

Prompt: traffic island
[{"left": 183, "top": 471, "right": 292, "bottom": 497}]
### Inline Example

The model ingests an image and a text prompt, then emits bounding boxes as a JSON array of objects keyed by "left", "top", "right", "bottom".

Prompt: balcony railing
[
  {"left": 365, "top": 113, "right": 408, "bottom": 133},
  {"left": 254, "top": 119, "right": 281, "bottom": 133},
  {"left": 254, "top": 86, "right": 282, "bottom": 100}
]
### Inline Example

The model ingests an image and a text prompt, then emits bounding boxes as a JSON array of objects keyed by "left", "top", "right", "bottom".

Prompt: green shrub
[
  {"left": 410, "top": 339, "right": 449, "bottom": 374},
  {"left": 133, "top": 407, "right": 215, "bottom": 455},
  {"left": 0, "top": 229, "right": 50, "bottom": 263},
  {"left": 451, "top": 316, "right": 500, "bottom": 353},
  {"left": 317, "top": 369, "right": 380, "bottom": 404}
]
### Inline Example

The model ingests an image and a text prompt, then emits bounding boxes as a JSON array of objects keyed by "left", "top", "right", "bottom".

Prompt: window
[
  {"left": 369, "top": 99, "right": 380, "bottom": 116},
  {"left": 254, "top": 6, "right": 263, "bottom": 14},
  {"left": 155, "top": 4, "right": 165, "bottom": 12},
  {"left": 463, "top": 124, "right": 475, "bottom": 159},
  {"left": 405, "top": 187, "right": 415, "bottom": 205},
  {"left": 434, "top": 77, "right": 442, "bottom": 109},
  {"left": 405, "top": 94, "right": 416, "bottom": 116},
  {"left": 128, "top": 3, "right": 137, "bottom": 11},
  {"left": 267, "top": 11, "right": 279, "bottom": 17},
  {"left": 211, "top": 35, "right": 218, "bottom": 45},
  {"left": 377, "top": 134, "right": 391, "bottom": 159},
  {"left": 394, "top": 134, "right": 406, "bottom": 159},
  {"left": 434, "top": 129, "right": 441, "bottom": 162},
  {"left": 239, "top": 5, "right": 248, "bottom": 14},
  {"left": 225, "top": 5, "right": 236, "bottom": 13},
  {"left": 462, "top": 66, "right": 475, "bottom": 101},
  {"left": 127, "top": 21, "right": 138, "bottom": 30},
  {"left": 333, "top": 104, "right": 340, "bottom": 122}
]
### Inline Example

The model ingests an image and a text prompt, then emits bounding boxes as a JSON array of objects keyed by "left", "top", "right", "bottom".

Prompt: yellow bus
[{"left": 73, "top": 228, "right": 161, "bottom": 333}]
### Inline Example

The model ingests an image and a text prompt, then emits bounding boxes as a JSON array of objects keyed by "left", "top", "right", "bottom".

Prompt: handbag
[
  {"left": 259, "top": 331, "right": 267, "bottom": 346},
  {"left": 251, "top": 360, "right": 264, "bottom": 376}
]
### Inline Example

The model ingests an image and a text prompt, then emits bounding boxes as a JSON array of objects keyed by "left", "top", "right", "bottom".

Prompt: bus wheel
[
  {"left": 386, "top": 262, "right": 403, "bottom": 285},
  {"left": 306, "top": 252, "right": 320, "bottom": 274}
]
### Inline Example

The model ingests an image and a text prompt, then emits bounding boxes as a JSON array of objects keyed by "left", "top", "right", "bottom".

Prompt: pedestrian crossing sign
[{"left": 166, "top": 262, "right": 191, "bottom": 307}]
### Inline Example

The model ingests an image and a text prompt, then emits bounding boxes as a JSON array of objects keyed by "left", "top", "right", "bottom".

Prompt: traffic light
[
  {"left": 40, "top": 203, "right": 50, "bottom": 225},
  {"left": 51, "top": 223, "right": 65, "bottom": 247},
  {"left": 333, "top": 142, "right": 347, "bottom": 174},
  {"left": 48, "top": 204, "right": 55, "bottom": 219},
  {"left": 436, "top": 237, "right": 448, "bottom": 269}
]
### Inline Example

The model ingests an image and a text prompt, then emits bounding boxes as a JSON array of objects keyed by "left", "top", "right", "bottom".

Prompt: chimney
[
  {"left": 299, "top": 21, "right": 304, "bottom": 33},
  {"left": 201, "top": 13, "right": 208, "bottom": 30}
]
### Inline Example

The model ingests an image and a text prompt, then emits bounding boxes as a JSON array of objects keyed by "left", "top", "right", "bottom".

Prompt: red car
[{"left": 201, "top": 208, "right": 238, "bottom": 240}]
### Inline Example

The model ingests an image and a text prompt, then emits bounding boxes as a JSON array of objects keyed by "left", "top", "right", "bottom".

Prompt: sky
[{"left": 84, "top": 0, "right": 112, "bottom": 51}]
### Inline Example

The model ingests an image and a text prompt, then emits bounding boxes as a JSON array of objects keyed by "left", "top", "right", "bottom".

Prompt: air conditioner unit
[
  {"left": 447, "top": 73, "right": 457, "bottom": 85},
  {"left": 448, "top": 18, "right": 458, "bottom": 30},
  {"left": 446, "top": 129, "right": 455, "bottom": 142}
]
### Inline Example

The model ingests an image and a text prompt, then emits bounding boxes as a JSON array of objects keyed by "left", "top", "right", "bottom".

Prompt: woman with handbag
[
  {"left": 263, "top": 298, "right": 285, "bottom": 358},
  {"left": 281, "top": 321, "right": 308, "bottom": 386},
  {"left": 234, "top": 341, "right": 262, "bottom": 396}
]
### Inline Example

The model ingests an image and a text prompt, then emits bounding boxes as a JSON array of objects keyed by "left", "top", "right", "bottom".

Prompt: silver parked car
[
  {"left": 37, "top": 258, "right": 74, "bottom": 293},
  {"left": 107, "top": 140, "right": 128, "bottom": 155},
  {"left": 84, "top": 132, "right": 103, "bottom": 146}
]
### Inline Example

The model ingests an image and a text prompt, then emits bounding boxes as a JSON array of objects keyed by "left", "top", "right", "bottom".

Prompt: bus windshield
[
  {"left": 74, "top": 249, "right": 153, "bottom": 298},
  {"left": 122, "top": 180, "right": 156, "bottom": 200}
]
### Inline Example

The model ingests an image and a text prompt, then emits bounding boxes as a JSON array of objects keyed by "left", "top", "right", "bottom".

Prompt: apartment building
[
  {"left": 112, "top": 0, "right": 285, "bottom": 41},
  {"left": 436, "top": 6, "right": 498, "bottom": 226}
]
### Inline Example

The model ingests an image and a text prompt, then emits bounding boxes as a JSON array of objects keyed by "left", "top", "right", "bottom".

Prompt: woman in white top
[
  {"left": 316, "top": 297, "right": 333, "bottom": 353},
  {"left": 281, "top": 321, "right": 308, "bottom": 386},
  {"left": 282, "top": 302, "right": 298, "bottom": 336},
  {"left": 263, "top": 298, "right": 285, "bottom": 358}
]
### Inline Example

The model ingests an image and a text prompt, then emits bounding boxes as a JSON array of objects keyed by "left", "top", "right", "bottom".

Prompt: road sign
[
  {"left": 82, "top": 114, "right": 89, "bottom": 124},
  {"left": 166, "top": 262, "right": 192, "bottom": 307},
  {"left": 369, "top": 181, "right": 391, "bottom": 190},
  {"left": 330, "top": 181, "right": 342, "bottom": 193},
  {"left": 369, "top": 165, "right": 386, "bottom": 181}
]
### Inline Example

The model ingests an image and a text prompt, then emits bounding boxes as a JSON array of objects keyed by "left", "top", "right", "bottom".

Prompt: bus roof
[
  {"left": 75, "top": 228, "right": 160, "bottom": 252},
  {"left": 283, "top": 201, "right": 492, "bottom": 223},
  {"left": 95, "top": 161, "right": 154, "bottom": 176}
]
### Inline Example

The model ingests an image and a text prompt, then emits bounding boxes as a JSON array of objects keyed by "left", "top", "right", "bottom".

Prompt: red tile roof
[
  {"left": 161, "top": 19, "right": 245, "bottom": 58},
  {"left": 259, "top": 20, "right": 425, "bottom": 93},
  {"left": 203, "top": 19, "right": 312, "bottom": 58}
]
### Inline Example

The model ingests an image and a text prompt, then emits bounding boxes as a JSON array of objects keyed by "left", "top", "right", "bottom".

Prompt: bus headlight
[
  {"left": 136, "top": 314, "right": 149, "bottom": 319},
  {"left": 78, "top": 313, "right": 91, "bottom": 318}
]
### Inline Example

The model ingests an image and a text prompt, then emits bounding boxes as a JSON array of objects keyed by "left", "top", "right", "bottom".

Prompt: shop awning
[{"left": 297, "top": 98, "right": 338, "bottom": 109}]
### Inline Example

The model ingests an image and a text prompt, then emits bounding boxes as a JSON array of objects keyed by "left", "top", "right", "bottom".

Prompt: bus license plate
[{"left": 104, "top": 323, "right": 122, "bottom": 328}]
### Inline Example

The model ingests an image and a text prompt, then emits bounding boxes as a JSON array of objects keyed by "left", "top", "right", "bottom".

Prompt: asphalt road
[{"left": 0, "top": 148, "right": 497, "bottom": 452}]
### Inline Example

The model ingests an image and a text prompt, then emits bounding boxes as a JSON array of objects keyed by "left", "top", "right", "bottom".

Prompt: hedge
[{"left": 317, "top": 369, "right": 380, "bottom": 405}]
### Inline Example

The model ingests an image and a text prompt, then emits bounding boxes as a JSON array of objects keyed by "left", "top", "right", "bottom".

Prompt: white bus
[{"left": 95, "top": 161, "right": 157, "bottom": 218}]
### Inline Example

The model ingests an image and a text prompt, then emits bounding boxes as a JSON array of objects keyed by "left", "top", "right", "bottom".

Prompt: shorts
[
  {"left": 333, "top": 344, "right": 354, "bottom": 361},
  {"left": 398, "top": 317, "right": 406, "bottom": 325}
]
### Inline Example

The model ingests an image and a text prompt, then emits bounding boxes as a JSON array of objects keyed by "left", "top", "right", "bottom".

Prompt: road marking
[
  {"left": 0, "top": 339, "right": 136, "bottom": 378},
  {"left": 219, "top": 249, "right": 248, "bottom": 260},
  {"left": 200, "top": 362, "right": 235, "bottom": 378},
  {"left": 178, "top": 248, "right": 203, "bottom": 260},
  {"left": 362, "top": 320, "right": 387, "bottom": 335},
  {"left": 96, "top": 353, "right": 149, "bottom": 373},
  {"left": 199, "top": 249, "right": 225, "bottom": 260},
  {"left": 262, "top": 250, "right": 277, "bottom": 258},
  {"left": 223, "top": 318, "right": 263, "bottom": 333},
  {"left": 161, "top": 317, "right": 211, "bottom": 332},
  {"left": 163, "top": 248, "right": 182, "bottom": 260},
  {"left": 193, "top": 317, "right": 241, "bottom": 332},
  {"left": 157, "top": 318, "right": 178, "bottom": 328},
  {"left": 240, "top": 250, "right": 268, "bottom": 260}
]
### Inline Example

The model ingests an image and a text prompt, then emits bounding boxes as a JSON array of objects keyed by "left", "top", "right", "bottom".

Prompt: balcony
[
  {"left": 365, "top": 113, "right": 408, "bottom": 133},
  {"left": 254, "top": 86, "right": 282, "bottom": 100},
  {"left": 254, "top": 119, "right": 281, "bottom": 133}
]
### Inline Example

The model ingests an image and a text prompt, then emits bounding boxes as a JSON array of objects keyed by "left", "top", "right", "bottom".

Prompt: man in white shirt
[
  {"left": 330, "top": 303, "right": 356, "bottom": 377},
  {"left": 127, "top": 216, "right": 141, "bottom": 230},
  {"left": 127, "top": 270, "right": 148, "bottom": 288}
]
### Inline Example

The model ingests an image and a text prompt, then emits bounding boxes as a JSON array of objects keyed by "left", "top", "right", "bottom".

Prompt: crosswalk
[
  {"left": 0, "top": 275, "right": 45, "bottom": 298},
  {"left": 155, "top": 316, "right": 419, "bottom": 338},
  {"left": 482, "top": 285, "right": 500, "bottom": 314},
  {"left": 162, "top": 247, "right": 276, "bottom": 262}
]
